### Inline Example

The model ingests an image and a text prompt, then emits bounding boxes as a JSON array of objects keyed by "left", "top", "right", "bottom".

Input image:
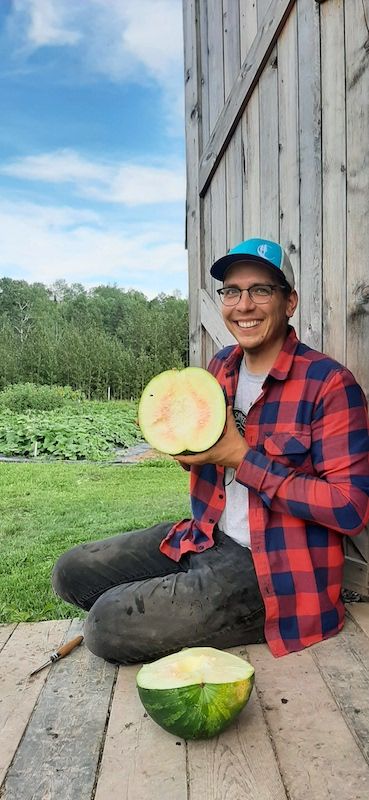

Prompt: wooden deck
[{"left": 1, "top": 605, "right": 369, "bottom": 800}]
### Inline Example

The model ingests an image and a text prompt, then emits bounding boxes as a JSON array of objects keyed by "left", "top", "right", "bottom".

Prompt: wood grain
[
  {"left": 320, "top": 0, "right": 346, "bottom": 363},
  {"left": 199, "top": 0, "right": 296, "bottom": 195},
  {"left": 345, "top": 0, "right": 369, "bottom": 399},
  {"left": 240, "top": 0, "right": 260, "bottom": 239},
  {"left": 277, "top": 3, "right": 300, "bottom": 332},
  {"left": 311, "top": 615, "right": 369, "bottom": 765},
  {"left": 187, "top": 646, "right": 287, "bottom": 800},
  {"left": 347, "top": 603, "right": 369, "bottom": 639},
  {"left": 183, "top": 0, "right": 202, "bottom": 366},
  {"left": 0, "top": 619, "right": 70, "bottom": 787},
  {"left": 224, "top": 0, "right": 243, "bottom": 248},
  {"left": 94, "top": 664, "right": 187, "bottom": 800},
  {"left": 258, "top": 0, "right": 279, "bottom": 241},
  {"left": 0, "top": 625, "right": 17, "bottom": 653},
  {"left": 297, "top": 0, "right": 322, "bottom": 349},
  {"left": 248, "top": 639, "right": 369, "bottom": 799},
  {"left": 1, "top": 620, "right": 116, "bottom": 800}
]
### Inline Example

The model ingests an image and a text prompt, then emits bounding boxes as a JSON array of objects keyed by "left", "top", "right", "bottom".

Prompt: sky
[{"left": 0, "top": 0, "right": 187, "bottom": 298}]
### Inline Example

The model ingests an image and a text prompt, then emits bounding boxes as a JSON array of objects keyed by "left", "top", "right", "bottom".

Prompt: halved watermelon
[
  {"left": 136, "top": 646, "right": 255, "bottom": 740},
  {"left": 138, "top": 367, "right": 226, "bottom": 454}
]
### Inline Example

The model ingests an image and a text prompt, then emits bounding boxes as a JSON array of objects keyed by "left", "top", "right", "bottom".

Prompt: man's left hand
[{"left": 174, "top": 406, "right": 249, "bottom": 469}]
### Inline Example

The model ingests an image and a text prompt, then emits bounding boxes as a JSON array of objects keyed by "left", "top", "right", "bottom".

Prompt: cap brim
[{"left": 210, "top": 253, "right": 287, "bottom": 283}]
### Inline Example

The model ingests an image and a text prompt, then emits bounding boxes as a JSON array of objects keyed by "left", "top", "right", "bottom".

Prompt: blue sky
[{"left": 0, "top": 0, "right": 187, "bottom": 297}]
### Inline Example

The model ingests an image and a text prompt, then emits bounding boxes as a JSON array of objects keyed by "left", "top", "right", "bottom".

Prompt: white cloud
[
  {"left": 1, "top": 149, "right": 186, "bottom": 207},
  {"left": 8, "top": 0, "right": 184, "bottom": 126},
  {"left": 24, "top": 0, "right": 81, "bottom": 47},
  {"left": 0, "top": 200, "right": 187, "bottom": 294}
]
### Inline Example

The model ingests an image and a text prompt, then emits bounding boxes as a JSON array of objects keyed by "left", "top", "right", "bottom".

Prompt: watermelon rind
[{"left": 136, "top": 647, "right": 255, "bottom": 740}]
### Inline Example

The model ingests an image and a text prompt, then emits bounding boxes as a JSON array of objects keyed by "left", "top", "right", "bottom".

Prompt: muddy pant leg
[
  {"left": 84, "top": 530, "right": 265, "bottom": 664},
  {"left": 51, "top": 522, "right": 184, "bottom": 611}
]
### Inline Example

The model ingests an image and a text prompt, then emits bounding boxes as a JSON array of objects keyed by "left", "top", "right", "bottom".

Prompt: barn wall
[{"left": 183, "top": 0, "right": 369, "bottom": 593}]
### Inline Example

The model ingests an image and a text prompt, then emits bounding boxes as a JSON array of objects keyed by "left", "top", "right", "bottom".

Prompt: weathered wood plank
[
  {"left": 277, "top": 3, "right": 300, "bottom": 333},
  {"left": 224, "top": 0, "right": 243, "bottom": 248},
  {"left": 347, "top": 603, "right": 369, "bottom": 639},
  {"left": 321, "top": 0, "right": 346, "bottom": 363},
  {"left": 0, "top": 619, "right": 70, "bottom": 788},
  {"left": 207, "top": 0, "right": 227, "bottom": 360},
  {"left": 345, "top": 532, "right": 369, "bottom": 566},
  {"left": 258, "top": 0, "right": 279, "bottom": 241},
  {"left": 345, "top": 0, "right": 369, "bottom": 399},
  {"left": 199, "top": 0, "right": 296, "bottom": 196},
  {"left": 344, "top": 556, "right": 369, "bottom": 597},
  {"left": 183, "top": 0, "right": 202, "bottom": 366},
  {"left": 297, "top": 0, "right": 322, "bottom": 349},
  {"left": 311, "top": 615, "right": 369, "bottom": 766},
  {"left": 187, "top": 647, "right": 287, "bottom": 800},
  {"left": 247, "top": 640, "right": 369, "bottom": 799},
  {"left": 202, "top": 189, "right": 217, "bottom": 364},
  {"left": 199, "top": 0, "right": 210, "bottom": 147},
  {"left": 94, "top": 664, "right": 187, "bottom": 800},
  {"left": 0, "top": 624, "right": 17, "bottom": 653},
  {"left": 240, "top": 0, "right": 260, "bottom": 238},
  {"left": 1, "top": 619, "right": 116, "bottom": 800},
  {"left": 201, "top": 289, "right": 236, "bottom": 350}
]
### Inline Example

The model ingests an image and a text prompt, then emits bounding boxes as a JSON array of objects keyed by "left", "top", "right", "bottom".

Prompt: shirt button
[
  {"left": 198, "top": 545, "right": 205, "bottom": 551},
  {"left": 209, "top": 518, "right": 215, "bottom": 523},
  {"left": 218, "top": 494, "right": 224, "bottom": 499}
]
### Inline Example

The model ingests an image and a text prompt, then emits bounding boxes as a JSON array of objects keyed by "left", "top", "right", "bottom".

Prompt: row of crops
[{"left": 0, "top": 384, "right": 143, "bottom": 461}]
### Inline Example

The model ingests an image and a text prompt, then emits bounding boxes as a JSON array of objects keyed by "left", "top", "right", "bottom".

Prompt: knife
[{"left": 29, "top": 635, "right": 84, "bottom": 676}]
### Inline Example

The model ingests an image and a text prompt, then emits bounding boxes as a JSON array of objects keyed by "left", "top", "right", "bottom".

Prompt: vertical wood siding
[{"left": 183, "top": 0, "right": 369, "bottom": 592}]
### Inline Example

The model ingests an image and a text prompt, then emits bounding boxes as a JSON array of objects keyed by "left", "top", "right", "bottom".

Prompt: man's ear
[{"left": 286, "top": 289, "right": 298, "bottom": 319}]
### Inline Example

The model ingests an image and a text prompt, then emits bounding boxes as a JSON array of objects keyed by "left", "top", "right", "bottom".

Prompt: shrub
[{"left": 0, "top": 383, "right": 85, "bottom": 412}]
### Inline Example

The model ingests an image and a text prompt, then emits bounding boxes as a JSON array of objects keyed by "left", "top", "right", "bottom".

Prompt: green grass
[{"left": 0, "top": 460, "right": 190, "bottom": 623}]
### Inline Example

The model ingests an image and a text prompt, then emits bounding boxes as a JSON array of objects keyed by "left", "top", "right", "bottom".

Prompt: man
[{"left": 52, "top": 238, "right": 369, "bottom": 662}]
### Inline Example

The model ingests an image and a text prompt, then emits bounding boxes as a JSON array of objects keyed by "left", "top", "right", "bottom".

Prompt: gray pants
[{"left": 52, "top": 522, "right": 265, "bottom": 664}]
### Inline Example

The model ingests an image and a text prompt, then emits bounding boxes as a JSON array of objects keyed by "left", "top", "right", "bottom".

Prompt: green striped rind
[{"left": 137, "top": 676, "right": 254, "bottom": 740}]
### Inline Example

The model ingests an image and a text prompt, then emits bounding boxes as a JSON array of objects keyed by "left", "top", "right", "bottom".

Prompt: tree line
[{"left": 0, "top": 278, "right": 189, "bottom": 399}]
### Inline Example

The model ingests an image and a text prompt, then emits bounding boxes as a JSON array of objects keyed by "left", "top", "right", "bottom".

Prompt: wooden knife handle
[{"left": 56, "top": 635, "right": 84, "bottom": 659}]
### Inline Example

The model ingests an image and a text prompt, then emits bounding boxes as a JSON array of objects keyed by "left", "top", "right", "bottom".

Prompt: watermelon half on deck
[
  {"left": 138, "top": 367, "right": 226, "bottom": 455},
  {"left": 136, "top": 647, "right": 255, "bottom": 740}
]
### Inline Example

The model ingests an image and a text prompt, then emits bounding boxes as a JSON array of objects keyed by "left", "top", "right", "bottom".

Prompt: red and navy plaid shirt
[{"left": 160, "top": 327, "right": 369, "bottom": 657}]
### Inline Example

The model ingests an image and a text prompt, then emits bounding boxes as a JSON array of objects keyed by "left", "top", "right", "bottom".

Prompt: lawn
[{"left": 0, "top": 460, "right": 190, "bottom": 623}]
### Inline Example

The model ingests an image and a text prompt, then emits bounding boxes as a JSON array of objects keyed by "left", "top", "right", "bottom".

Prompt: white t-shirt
[{"left": 217, "top": 360, "right": 266, "bottom": 548}]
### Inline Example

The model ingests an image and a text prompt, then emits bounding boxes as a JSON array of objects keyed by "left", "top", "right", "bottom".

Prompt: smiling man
[{"left": 52, "top": 237, "right": 369, "bottom": 663}]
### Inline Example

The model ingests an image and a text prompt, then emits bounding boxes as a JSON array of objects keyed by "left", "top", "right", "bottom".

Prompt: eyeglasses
[{"left": 217, "top": 284, "right": 286, "bottom": 306}]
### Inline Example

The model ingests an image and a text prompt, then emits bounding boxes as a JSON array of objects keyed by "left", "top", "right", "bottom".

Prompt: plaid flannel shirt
[{"left": 160, "top": 327, "right": 369, "bottom": 657}]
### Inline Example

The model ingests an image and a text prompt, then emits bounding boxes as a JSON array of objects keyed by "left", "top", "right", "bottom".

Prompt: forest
[{"left": 0, "top": 277, "right": 189, "bottom": 399}]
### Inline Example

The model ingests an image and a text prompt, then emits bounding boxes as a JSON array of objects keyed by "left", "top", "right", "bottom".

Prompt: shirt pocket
[{"left": 263, "top": 431, "right": 312, "bottom": 470}]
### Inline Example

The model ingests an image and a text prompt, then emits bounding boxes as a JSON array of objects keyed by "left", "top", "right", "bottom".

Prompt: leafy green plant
[{"left": 0, "top": 400, "right": 143, "bottom": 460}]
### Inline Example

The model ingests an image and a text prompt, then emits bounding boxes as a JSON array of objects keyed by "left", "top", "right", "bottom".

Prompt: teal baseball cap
[{"left": 210, "top": 237, "right": 295, "bottom": 289}]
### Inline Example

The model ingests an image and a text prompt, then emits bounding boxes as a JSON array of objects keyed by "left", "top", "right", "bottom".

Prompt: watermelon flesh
[
  {"left": 138, "top": 367, "right": 226, "bottom": 455},
  {"left": 136, "top": 647, "right": 255, "bottom": 740}
]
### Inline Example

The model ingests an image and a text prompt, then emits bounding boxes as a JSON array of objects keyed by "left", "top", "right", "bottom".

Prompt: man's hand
[{"left": 174, "top": 406, "right": 249, "bottom": 469}]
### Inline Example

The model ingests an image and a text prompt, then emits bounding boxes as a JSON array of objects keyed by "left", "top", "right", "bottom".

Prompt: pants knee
[
  {"left": 83, "top": 591, "right": 126, "bottom": 663},
  {"left": 51, "top": 547, "right": 86, "bottom": 608}
]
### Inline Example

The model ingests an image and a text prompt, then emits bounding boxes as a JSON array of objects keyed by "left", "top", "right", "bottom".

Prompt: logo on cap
[{"left": 257, "top": 244, "right": 268, "bottom": 258}]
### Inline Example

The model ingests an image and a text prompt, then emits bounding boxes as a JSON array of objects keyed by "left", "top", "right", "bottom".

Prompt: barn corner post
[
  {"left": 183, "top": 0, "right": 202, "bottom": 366},
  {"left": 182, "top": 0, "right": 369, "bottom": 595}
]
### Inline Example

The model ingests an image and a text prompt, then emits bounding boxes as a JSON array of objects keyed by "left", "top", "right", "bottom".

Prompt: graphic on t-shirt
[{"left": 234, "top": 408, "right": 246, "bottom": 436}]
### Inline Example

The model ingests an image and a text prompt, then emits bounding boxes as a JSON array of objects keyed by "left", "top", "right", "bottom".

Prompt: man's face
[{"left": 220, "top": 261, "right": 298, "bottom": 355}]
